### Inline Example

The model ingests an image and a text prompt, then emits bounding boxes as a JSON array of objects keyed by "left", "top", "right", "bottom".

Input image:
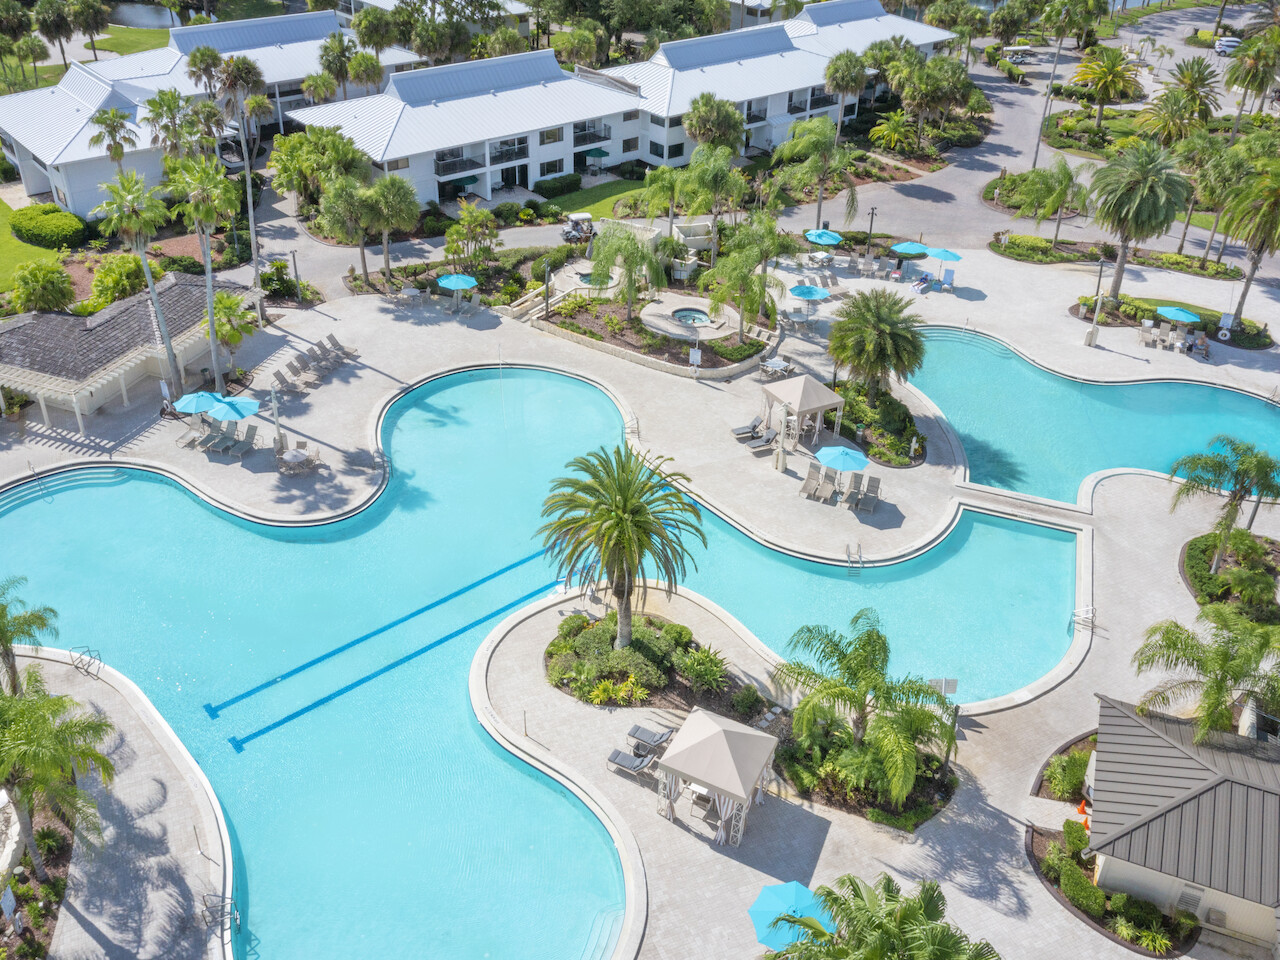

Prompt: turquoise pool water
[
  {"left": 911, "top": 329, "right": 1280, "bottom": 503},
  {"left": 0, "top": 367, "right": 1076, "bottom": 958}
]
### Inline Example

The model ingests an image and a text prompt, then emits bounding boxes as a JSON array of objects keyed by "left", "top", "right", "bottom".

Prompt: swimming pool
[
  {"left": 910, "top": 329, "right": 1280, "bottom": 503},
  {"left": 0, "top": 367, "right": 1077, "bottom": 958}
]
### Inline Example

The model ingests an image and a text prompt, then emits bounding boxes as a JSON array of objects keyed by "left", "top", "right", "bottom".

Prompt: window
[
  {"left": 277, "top": 84, "right": 302, "bottom": 98},
  {"left": 668, "top": 114, "right": 683, "bottom": 128},
  {"left": 622, "top": 137, "right": 638, "bottom": 153},
  {"left": 668, "top": 142, "right": 684, "bottom": 159},
  {"left": 622, "top": 110, "right": 638, "bottom": 122},
  {"left": 649, "top": 142, "right": 664, "bottom": 158},
  {"left": 649, "top": 112, "right": 664, "bottom": 127},
  {"left": 385, "top": 157, "right": 408, "bottom": 171},
  {"left": 539, "top": 158, "right": 563, "bottom": 177},
  {"left": 539, "top": 126, "right": 563, "bottom": 146}
]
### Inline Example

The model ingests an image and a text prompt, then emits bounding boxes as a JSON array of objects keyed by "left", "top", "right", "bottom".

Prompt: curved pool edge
[
  {"left": 470, "top": 594, "right": 648, "bottom": 960},
  {"left": 16, "top": 645, "right": 236, "bottom": 960}
]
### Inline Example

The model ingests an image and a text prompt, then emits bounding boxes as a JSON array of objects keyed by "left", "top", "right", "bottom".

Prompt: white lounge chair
[
  {"left": 798, "top": 462, "right": 822, "bottom": 498},
  {"left": 940, "top": 268, "right": 955, "bottom": 292},
  {"left": 815, "top": 467, "right": 837, "bottom": 502},
  {"left": 857, "top": 476, "right": 881, "bottom": 514}
]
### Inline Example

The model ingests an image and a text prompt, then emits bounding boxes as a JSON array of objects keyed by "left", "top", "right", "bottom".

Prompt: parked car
[
  {"left": 1215, "top": 36, "right": 1242, "bottom": 56},
  {"left": 562, "top": 212, "right": 593, "bottom": 242}
]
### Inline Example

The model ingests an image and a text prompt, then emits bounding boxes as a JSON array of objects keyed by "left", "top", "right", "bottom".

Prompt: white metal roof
[{"left": 288, "top": 50, "right": 641, "bottom": 162}]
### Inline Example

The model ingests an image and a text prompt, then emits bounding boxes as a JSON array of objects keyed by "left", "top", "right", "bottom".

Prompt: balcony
[
  {"left": 489, "top": 143, "right": 529, "bottom": 165},
  {"left": 787, "top": 101, "right": 807, "bottom": 115},
  {"left": 434, "top": 154, "right": 484, "bottom": 177},
  {"left": 573, "top": 122, "right": 611, "bottom": 147},
  {"left": 809, "top": 93, "right": 836, "bottom": 109},
  {"left": 744, "top": 106, "right": 766, "bottom": 124}
]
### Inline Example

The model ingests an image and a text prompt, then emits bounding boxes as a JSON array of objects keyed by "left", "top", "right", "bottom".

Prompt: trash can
[
  {"left": 822, "top": 220, "right": 830, "bottom": 231},
  {"left": 855, "top": 424, "right": 866, "bottom": 442}
]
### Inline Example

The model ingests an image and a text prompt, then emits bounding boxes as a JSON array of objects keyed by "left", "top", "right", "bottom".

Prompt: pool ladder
[
  {"left": 202, "top": 894, "right": 240, "bottom": 933},
  {"left": 846, "top": 543, "right": 863, "bottom": 578},
  {"left": 27, "top": 461, "right": 52, "bottom": 504},
  {"left": 624, "top": 416, "right": 641, "bottom": 441},
  {"left": 1073, "top": 606, "right": 1096, "bottom": 628},
  {"left": 70, "top": 647, "right": 102, "bottom": 677}
]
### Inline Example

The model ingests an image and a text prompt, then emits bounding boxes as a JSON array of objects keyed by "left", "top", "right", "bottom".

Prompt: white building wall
[
  {"left": 54, "top": 150, "right": 167, "bottom": 219},
  {"left": 2, "top": 139, "right": 51, "bottom": 198}
]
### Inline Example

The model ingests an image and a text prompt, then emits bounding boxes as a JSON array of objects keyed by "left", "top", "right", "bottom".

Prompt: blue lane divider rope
[
  {"left": 204, "top": 549, "right": 546, "bottom": 719},
  {"left": 227, "top": 581, "right": 558, "bottom": 753}
]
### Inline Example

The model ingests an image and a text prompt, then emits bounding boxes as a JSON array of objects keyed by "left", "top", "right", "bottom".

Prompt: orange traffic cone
[
  {"left": 1077, "top": 798, "right": 1087, "bottom": 815},
  {"left": 1083, "top": 816, "right": 1090, "bottom": 831}
]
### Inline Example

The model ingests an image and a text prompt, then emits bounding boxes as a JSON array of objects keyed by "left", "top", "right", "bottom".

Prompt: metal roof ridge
[{"left": 1088, "top": 772, "right": 1229, "bottom": 854}]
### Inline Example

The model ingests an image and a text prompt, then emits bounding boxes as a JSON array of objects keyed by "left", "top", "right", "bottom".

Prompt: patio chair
[
  {"left": 1156, "top": 321, "right": 1172, "bottom": 347},
  {"left": 326, "top": 334, "right": 360, "bottom": 359},
  {"left": 227, "top": 424, "right": 258, "bottom": 459},
  {"left": 627, "top": 724, "right": 673, "bottom": 754},
  {"left": 731, "top": 415, "right": 764, "bottom": 439},
  {"left": 855, "top": 258, "right": 866, "bottom": 275},
  {"left": 287, "top": 359, "right": 322, "bottom": 388},
  {"left": 844, "top": 472, "right": 864, "bottom": 510},
  {"left": 1137, "top": 325, "right": 1156, "bottom": 347},
  {"left": 464, "top": 292, "right": 481, "bottom": 315},
  {"left": 859, "top": 259, "right": 874, "bottom": 277},
  {"left": 274, "top": 369, "right": 305, "bottom": 394},
  {"left": 940, "top": 268, "right": 955, "bottom": 292},
  {"left": 798, "top": 461, "right": 822, "bottom": 499},
  {"left": 815, "top": 467, "right": 838, "bottom": 502},
  {"left": 745, "top": 427, "right": 777, "bottom": 451},
  {"left": 875, "top": 260, "right": 891, "bottom": 280},
  {"left": 195, "top": 420, "right": 231, "bottom": 451},
  {"left": 208, "top": 422, "right": 240, "bottom": 454},
  {"left": 175, "top": 414, "right": 211, "bottom": 448},
  {"left": 857, "top": 476, "right": 881, "bottom": 514},
  {"left": 308, "top": 346, "right": 339, "bottom": 371},
  {"left": 606, "top": 749, "right": 655, "bottom": 777}
]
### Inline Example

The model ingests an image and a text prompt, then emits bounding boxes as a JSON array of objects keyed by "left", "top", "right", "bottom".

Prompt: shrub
[
  {"left": 1062, "top": 818, "right": 1089, "bottom": 856},
  {"left": 1185, "top": 532, "right": 1230, "bottom": 602},
  {"left": 1134, "top": 924, "right": 1172, "bottom": 954},
  {"left": 491, "top": 201, "right": 524, "bottom": 226},
  {"left": 1172, "top": 909, "right": 1199, "bottom": 940},
  {"left": 1110, "top": 892, "right": 1163, "bottom": 928},
  {"left": 159, "top": 254, "right": 204, "bottom": 274},
  {"left": 547, "top": 651, "right": 579, "bottom": 686},
  {"left": 12, "top": 261, "right": 74, "bottom": 313},
  {"left": 984, "top": 43, "right": 1000, "bottom": 65},
  {"left": 629, "top": 624, "right": 676, "bottom": 668},
  {"left": 675, "top": 646, "right": 728, "bottom": 695},
  {"left": 0, "top": 155, "right": 16, "bottom": 181},
  {"left": 1106, "top": 915, "right": 1140, "bottom": 942},
  {"left": 558, "top": 613, "right": 590, "bottom": 640},
  {"left": 706, "top": 336, "right": 767, "bottom": 363},
  {"left": 662, "top": 623, "right": 693, "bottom": 650},
  {"left": 1059, "top": 860, "right": 1105, "bottom": 917},
  {"left": 1007, "top": 234, "right": 1053, "bottom": 256},
  {"left": 91, "top": 253, "right": 153, "bottom": 304},
  {"left": 33, "top": 826, "right": 65, "bottom": 858},
  {"left": 573, "top": 622, "right": 615, "bottom": 658},
  {"left": 530, "top": 243, "right": 580, "bottom": 282},
  {"left": 10, "top": 203, "right": 87, "bottom": 248},
  {"left": 533, "top": 173, "right": 583, "bottom": 198},
  {"left": 260, "top": 259, "right": 299, "bottom": 299},
  {"left": 731, "top": 684, "right": 763, "bottom": 717},
  {"left": 1044, "top": 749, "right": 1091, "bottom": 800},
  {"left": 1040, "top": 840, "right": 1070, "bottom": 882},
  {"left": 604, "top": 646, "right": 666, "bottom": 690}
]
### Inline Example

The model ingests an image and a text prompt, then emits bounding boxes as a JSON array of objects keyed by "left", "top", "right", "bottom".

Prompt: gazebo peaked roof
[
  {"left": 656, "top": 707, "right": 778, "bottom": 806},
  {"left": 762, "top": 374, "right": 841, "bottom": 419}
]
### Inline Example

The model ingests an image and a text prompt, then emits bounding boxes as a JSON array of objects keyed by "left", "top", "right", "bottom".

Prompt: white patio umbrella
[{"left": 270, "top": 387, "right": 283, "bottom": 449}]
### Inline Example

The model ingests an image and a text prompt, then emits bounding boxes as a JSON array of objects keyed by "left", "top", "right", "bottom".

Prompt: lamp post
[
  {"left": 1085, "top": 258, "right": 1110, "bottom": 347},
  {"left": 865, "top": 206, "right": 877, "bottom": 258}
]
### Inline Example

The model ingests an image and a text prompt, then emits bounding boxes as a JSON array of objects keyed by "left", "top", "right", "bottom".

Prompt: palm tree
[
  {"left": 352, "top": 5, "right": 396, "bottom": 56},
  {"left": 869, "top": 109, "right": 911, "bottom": 152},
  {"left": 93, "top": 172, "right": 181, "bottom": 399},
  {"left": 320, "top": 30, "right": 356, "bottom": 99},
  {"left": 32, "top": 0, "right": 71, "bottom": 68},
  {"left": 683, "top": 92, "right": 744, "bottom": 151},
  {"left": 700, "top": 248, "right": 784, "bottom": 340},
  {"left": 186, "top": 99, "right": 227, "bottom": 155},
  {"left": 1137, "top": 89, "right": 1199, "bottom": 147},
  {"left": 203, "top": 290, "right": 256, "bottom": 357},
  {"left": 1133, "top": 605, "right": 1280, "bottom": 743},
  {"left": 827, "top": 289, "right": 925, "bottom": 400},
  {"left": 642, "top": 164, "right": 681, "bottom": 237},
  {"left": 12, "top": 261, "right": 74, "bottom": 312},
  {"left": 487, "top": 25, "right": 525, "bottom": 57},
  {"left": 88, "top": 107, "right": 138, "bottom": 175},
  {"left": 0, "top": 576, "right": 56, "bottom": 697},
  {"left": 316, "top": 175, "right": 371, "bottom": 279},
  {"left": 14, "top": 35, "right": 47, "bottom": 86},
  {"left": 302, "top": 71, "right": 338, "bottom": 104},
  {"left": 539, "top": 446, "right": 704, "bottom": 649},
  {"left": 588, "top": 225, "right": 663, "bottom": 322},
  {"left": 775, "top": 873, "right": 998, "bottom": 959},
  {"left": 217, "top": 54, "right": 265, "bottom": 300},
  {"left": 1225, "top": 43, "right": 1274, "bottom": 143},
  {"left": 0, "top": 668, "right": 116, "bottom": 882},
  {"left": 349, "top": 50, "right": 383, "bottom": 96},
  {"left": 69, "top": 0, "right": 108, "bottom": 60},
  {"left": 1015, "top": 155, "right": 1093, "bottom": 247},
  {"left": 1198, "top": 148, "right": 1249, "bottom": 268},
  {"left": 1090, "top": 142, "right": 1191, "bottom": 301},
  {"left": 1170, "top": 436, "right": 1280, "bottom": 573},
  {"left": 168, "top": 155, "right": 239, "bottom": 394},
  {"left": 773, "top": 116, "right": 851, "bottom": 231},
  {"left": 1072, "top": 45, "right": 1141, "bottom": 126},
  {"left": 185, "top": 43, "right": 221, "bottom": 96},
  {"left": 1167, "top": 56, "right": 1221, "bottom": 120},
  {"left": 143, "top": 87, "right": 191, "bottom": 160},
  {"left": 0, "top": 0, "right": 29, "bottom": 56},
  {"left": 825, "top": 50, "right": 868, "bottom": 144},
  {"left": 1221, "top": 159, "right": 1280, "bottom": 325},
  {"left": 361, "top": 173, "right": 419, "bottom": 281},
  {"left": 681, "top": 144, "right": 740, "bottom": 265}
]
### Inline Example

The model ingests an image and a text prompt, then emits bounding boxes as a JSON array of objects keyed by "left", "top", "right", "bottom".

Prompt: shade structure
[
  {"left": 584, "top": 147, "right": 609, "bottom": 158},
  {"left": 207, "top": 395, "right": 260, "bottom": 421},
  {"left": 763, "top": 374, "right": 844, "bottom": 442},
  {"left": 804, "top": 229, "right": 843, "bottom": 246},
  {"left": 173, "top": 390, "right": 222, "bottom": 414},
  {"left": 1156, "top": 306, "right": 1200, "bottom": 325},
  {"left": 790, "top": 285, "right": 830, "bottom": 301},
  {"left": 438, "top": 274, "right": 478, "bottom": 291},
  {"left": 749, "top": 882, "right": 835, "bottom": 952},
  {"left": 816, "top": 445, "right": 869, "bottom": 472},
  {"left": 925, "top": 247, "right": 962, "bottom": 262},
  {"left": 891, "top": 241, "right": 929, "bottom": 255}
]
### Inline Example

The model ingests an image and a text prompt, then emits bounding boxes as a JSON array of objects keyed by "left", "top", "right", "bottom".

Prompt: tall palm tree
[
  {"left": 316, "top": 175, "right": 371, "bottom": 279},
  {"left": 642, "top": 164, "right": 681, "bottom": 237},
  {"left": 773, "top": 116, "right": 852, "bottom": 231},
  {"left": 827, "top": 289, "right": 925, "bottom": 400},
  {"left": 348, "top": 50, "right": 383, "bottom": 96},
  {"left": 302, "top": 70, "right": 338, "bottom": 104},
  {"left": 68, "top": 0, "right": 108, "bottom": 60},
  {"left": 1221, "top": 159, "right": 1280, "bottom": 325},
  {"left": 1015, "top": 155, "right": 1093, "bottom": 247},
  {"left": 1171, "top": 130, "right": 1222, "bottom": 255},
  {"left": 539, "top": 446, "right": 705, "bottom": 649},
  {"left": 167, "top": 155, "right": 239, "bottom": 394},
  {"left": 700, "top": 247, "right": 784, "bottom": 340},
  {"left": 0, "top": 576, "right": 56, "bottom": 697},
  {"left": 319, "top": 30, "right": 356, "bottom": 99},
  {"left": 1166, "top": 56, "right": 1221, "bottom": 120},
  {"left": 1072, "top": 45, "right": 1141, "bottom": 126},
  {"left": 683, "top": 92, "right": 744, "bottom": 151},
  {"left": 682, "top": 144, "right": 741, "bottom": 264},
  {"left": 361, "top": 173, "right": 419, "bottom": 281},
  {"left": 14, "top": 35, "right": 47, "bottom": 86},
  {"left": 825, "top": 50, "right": 868, "bottom": 144},
  {"left": 186, "top": 98, "right": 226, "bottom": 155},
  {"left": 217, "top": 54, "right": 265, "bottom": 299},
  {"left": 88, "top": 107, "right": 138, "bottom": 175},
  {"left": 588, "top": 225, "right": 663, "bottom": 322},
  {"left": 93, "top": 172, "right": 181, "bottom": 399},
  {"left": 32, "top": 0, "right": 71, "bottom": 68},
  {"left": 1133, "top": 605, "right": 1280, "bottom": 743},
  {"left": 244, "top": 93, "right": 273, "bottom": 161},
  {"left": 1137, "top": 88, "right": 1199, "bottom": 147},
  {"left": 1170, "top": 435, "right": 1280, "bottom": 572},
  {"left": 1224, "top": 42, "right": 1274, "bottom": 143},
  {"left": 0, "top": 667, "right": 115, "bottom": 881},
  {"left": 1089, "top": 142, "right": 1191, "bottom": 301},
  {"left": 351, "top": 5, "right": 396, "bottom": 56},
  {"left": 185, "top": 43, "right": 221, "bottom": 96},
  {"left": 143, "top": 87, "right": 191, "bottom": 160},
  {"left": 0, "top": 0, "right": 30, "bottom": 56},
  {"left": 1198, "top": 147, "right": 1250, "bottom": 268}
]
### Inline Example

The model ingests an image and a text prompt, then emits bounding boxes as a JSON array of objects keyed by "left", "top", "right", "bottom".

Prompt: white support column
[
  {"left": 37, "top": 394, "right": 49, "bottom": 428},
  {"left": 730, "top": 802, "right": 745, "bottom": 846},
  {"left": 71, "top": 395, "right": 85, "bottom": 435},
  {"left": 274, "top": 83, "right": 283, "bottom": 129},
  {"left": 118, "top": 373, "right": 129, "bottom": 408}
]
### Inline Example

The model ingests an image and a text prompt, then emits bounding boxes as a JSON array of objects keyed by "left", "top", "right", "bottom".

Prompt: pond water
[{"left": 109, "top": 2, "right": 184, "bottom": 28}]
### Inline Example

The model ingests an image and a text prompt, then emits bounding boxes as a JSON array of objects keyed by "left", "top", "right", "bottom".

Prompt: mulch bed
[
  {"left": 644, "top": 671, "right": 769, "bottom": 725},
  {"left": 0, "top": 813, "right": 73, "bottom": 958},
  {"left": 553, "top": 300, "right": 762, "bottom": 369},
  {"left": 777, "top": 738, "right": 955, "bottom": 822}
]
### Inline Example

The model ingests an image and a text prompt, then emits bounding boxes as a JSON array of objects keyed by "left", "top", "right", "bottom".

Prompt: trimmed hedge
[
  {"left": 533, "top": 173, "right": 583, "bottom": 198},
  {"left": 1109, "top": 892, "right": 1163, "bottom": 928},
  {"left": 1185, "top": 532, "right": 1230, "bottom": 602},
  {"left": 1059, "top": 860, "right": 1106, "bottom": 918},
  {"left": 10, "top": 203, "right": 87, "bottom": 248},
  {"left": 1063, "top": 818, "right": 1089, "bottom": 856},
  {"left": 996, "top": 59, "right": 1025, "bottom": 83}
]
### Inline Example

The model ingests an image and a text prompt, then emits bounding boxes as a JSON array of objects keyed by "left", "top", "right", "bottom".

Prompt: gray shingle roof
[
  {"left": 1091, "top": 695, "right": 1280, "bottom": 906},
  {"left": 0, "top": 273, "right": 246, "bottom": 384}
]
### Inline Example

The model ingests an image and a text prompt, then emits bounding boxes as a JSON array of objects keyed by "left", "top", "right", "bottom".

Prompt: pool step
[
  {"left": 0, "top": 467, "right": 130, "bottom": 515},
  {"left": 579, "top": 908, "right": 625, "bottom": 960},
  {"left": 926, "top": 328, "right": 1014, "bottom": 358}
]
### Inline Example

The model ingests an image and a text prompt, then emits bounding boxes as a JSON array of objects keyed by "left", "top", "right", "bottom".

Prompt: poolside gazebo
[
  {"left": 655, "top": 708, "right": 777, "bottom": 847},
  {"left": 762, "top": 375, "right": 843, "bottom": 443}
]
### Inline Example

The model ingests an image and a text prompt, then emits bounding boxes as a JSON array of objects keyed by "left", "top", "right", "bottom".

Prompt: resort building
[
  {"left": 0, "top": 11, "right": 421, "bottom": 217},
  {"left": 336, "top": 0, "right": 533, "bottom": 40},
  {"left": 1087, "top": 695, "right": 1280, "bottom": 956}
]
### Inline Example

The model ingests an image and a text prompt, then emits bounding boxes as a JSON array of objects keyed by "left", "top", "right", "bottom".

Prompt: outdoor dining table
[
  {"left": 281, "top": 450, "right": 307, "bottom": 463},
  {"left": 761, "top": 357, "right": 790, "bottom": 380}
]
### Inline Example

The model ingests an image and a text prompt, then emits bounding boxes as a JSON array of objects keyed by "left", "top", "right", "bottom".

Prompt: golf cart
[{"left": 562, "top": 212, "right": 593, "bottom": 243}]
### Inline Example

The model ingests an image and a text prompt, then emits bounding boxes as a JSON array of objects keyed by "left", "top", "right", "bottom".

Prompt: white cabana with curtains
[
  {"left": 654, "top": 708, "right": 778, "bottom": 846},
  {"left": 762, "top": 374, "right": 844, "bottom": 443}
]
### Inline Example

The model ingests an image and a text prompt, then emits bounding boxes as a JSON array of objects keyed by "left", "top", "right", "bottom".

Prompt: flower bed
[
  {"left": 344, "top": 245, "right": 584, "bottom": 301},
  {"left": 1033, "top": 732, "right": 1096, "bottom": 802},
  {"left": 823, "top": 378, "right": 926, "bottom": 467},
  {"left": 989, "top": 233, "right": 1100, "bottom": 265},
  {"left": 1182, "top": 530, "right": 1280, "bottom": 622},
  {"left": 0, "top": 813, "right": 75, "bottom": 960}
]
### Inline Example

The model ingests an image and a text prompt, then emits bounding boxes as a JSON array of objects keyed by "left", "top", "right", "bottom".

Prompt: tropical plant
[
  {"left": 12, "top": 261, "right": 73, "bottom": 313},
  {"left": 442, "top": 197, "right": 499, "bottom": 271},
  {"left": 588, "top": 225, "right": 663, "bottom": 322},
  {"left": 0, "top": 0, "right": 29, "bottom": 51},
  {"left": 700, "top": 247, "right": 783, "bottom": 340},
  {"left": 683, "top": 92, "right": 744, "bottom": 151},
  {"left": 1136, "top": 89, "right": 1199, "bottom": 147},
  {"left": 1072, "top": 46, "right": 1141, "bottom": 126},
  {"left": 217, "top": 54, "right": 265, "bottom": 297},
  {"left": 487, "top": 24, "right": 525, "bottom": 57},
  {"left": 1166, "top": 56, "right": 1221, "bottom": 120},
  {"left": 869, "top": 109, "right": 912, "bottom": 153},
  {"left": 315, "top": 174, "right": 371, "bottom": 279},
  {"left": 1170, "top": 130, "right": 1222, "bottom": 255},
  {"left": 186, "top": 99, "right": 226, "bottom": 154},
  {"left": 1221, "top": 159, "right": 1280, "bottom": 325},
  {"left": 824, "top": 50, "right": 868, "bottom": 144},
  {"left": 167, "top": 155, "right": 239, "bottom": 394},
  {"left": 827, "top": 289, "right": 925, "bottom": 400},
  {"left": 68, "top": 0, "right": 108, "bottom": 60},
  {"left": 351, "top": 5, "right": 396, "bottom": 56},
  {"left": 1224, "top": 40, "right": 1276, "bottom": 143},
  {"left": 14, "top": 34, "right": 48, "bottom": 84},
  {"left": 1014, "top": 155, "right": 1093, "bottom": 247},
  {"left": 320, "top": 30, "right": 357, "bottom": 99},
  {"left": 89, "top": 252, "right": 152, "bottom": 303},
  {"left": 32, "top": 0, "right": 71, "bottom": 68},
  {"left": 143, "top": 87, "right": 191, "bottom": 160},
  {"left": 1133, "top": 604, "right": 1280, "bottom": 742},
  {"left": 185, "top": 43, "right": 221, "bottom": 95},
  {"left": 362, "top": 174, "right": 419, "bottom": 280},
  {"left": 349, "top": 50, "right": 383, "bottom": 95},
  {"left": 302, "top": 70, "right": 338, "bottom": 104},
  {"left": 642, "top": 164, "right": 681, "bottom": 237},
  {"left": 88, "top": 107, "right": 137, "bottom": 174},
  {"left": 674, "top": 646, "right": 728, "bottom": 695},
  {"left": 773, "top": 116, "right": 852, "bottom": 231},
  {"left": 203, "top": 290, "right": 256, "bottom": 354},
  {"left": 539, "top": 446, "right": 705, "bottom": 649},
  {"left": 681, "top": 144, "right": 743, "bottom": 264},
  {"left": 244, "top": 92, "right": 273, "bottom": 161},
  {"left": 0, "top": 576, "right": 56, "bottom": 697},
  {"left": 0, "top": 666, "right": 115, "bottom": 881},
  {"left": 1170, "top": 435, "right": 1280, "bottom": 570},
  {"left": 1198, "top": 147, "right": 1250, "bottom": 268},
  {"left": 1089, "top": 142, "right": 1191, "bottom": 300}
]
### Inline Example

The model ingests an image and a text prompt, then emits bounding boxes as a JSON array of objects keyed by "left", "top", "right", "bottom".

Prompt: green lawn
[
  {"left": 0, "top": 59, "right": 67, "bottom": 92},
  {"left": 552, "top": 180, "right": 644, "bottom": 219},
  {"left": 90, "top": 26, "right": 170, "bottom": 56},
  {"left": 0, "top": 199, "right": 59, "bottom": 291}
]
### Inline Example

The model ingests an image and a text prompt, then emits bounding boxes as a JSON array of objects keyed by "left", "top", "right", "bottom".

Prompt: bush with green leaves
[
  {"left": 1062, "top": 818, "right": 1089, "bottom": 856},
  {"left": 12, "top": 261, "right": 75, "bottom": 313},
  {"left": 532, "top": 172, "right": 582, "bottom": 198},
  {"left": 1039, "top": 840, "right": 1070, "bottom": 882},
  {"left": 91, "top": 253, "right": 156, "bottom": 304},
  {"left": 675, "top": 646, "right": 728, "bottom": 695},
  {"left": 33, "top": 825, "right": 66, "bottom": 858},
  {"left": 731, "top": 683, "right": 763, "bottom": 717},
  {"left": 490, "top": 201, "right": 524, "bottom": 226},
  {"left": 1108, "top": 892, "right": 1163, "bottom": 928},
  {"left": 10, "top": 203, "right": 88, "bottom": 248},
  {"left": 1059, "top": 860, "right": 1105, "bottom": 918},
  {"left": 558, "top": 613, "right": 590, "bottom": 640},
  {"left": 629, "top": 624, "right": 676, "bottom": 668},
  {"left": 1044, "top": 749, "right": 1091, "bottom": 801}
]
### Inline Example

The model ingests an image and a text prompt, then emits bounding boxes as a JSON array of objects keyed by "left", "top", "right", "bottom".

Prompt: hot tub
[{"left": 673, "top": 307, "right": 711, "bottom": 325}]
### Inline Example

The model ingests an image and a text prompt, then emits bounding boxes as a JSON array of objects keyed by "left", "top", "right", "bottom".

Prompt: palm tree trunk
[
  {"left": 667, "top": 201, "right": 674, "bottom": 237},
  {"left": 625, "top": 289, "right": 633, "bottom": 322},
  {"left": 3, "top": 648, "right": 18, "bottom": 697},
  {"left": 140, "top": 248, "right": 182, "bottom": 399},
  {"left": 1213, "top": 0, "right": 1229, "bottom": 32},
  {"left": 199, "top": 228, "right": 224, "bottom": 394},
  {"left": 13, "top": 802, "right": 48, "bottom": 882},
  {"left": 236, "top": 107, "right": 261, "bottom": 298},
  {"left": 1200, "top": 208, "right": 1222, "bottom": 268},
  {"left": 814, "top": 181, "right": 825, "bottom": 230},
  {"left": 1233, "top": 246, "right": 1262, "bottom": 324},
  {"left": 1247, "top": 495, "right": 1266, "bottom": 530},
  {"left": 1107, "top": 238, "right": 1130, "bottom": 300},
  {"left": 835, "top": 94, "right": 847, "bottom": 145},
  {"left": 57, "top": 39, "right": 66, "bottom": 69},
  {"left": 1177, "top": 201, "right": 1194, "bottom": 255},
  {"left": 1229, "top": 95, "right": 1246, "bottom": 144},
  {"left": 358, "top": 235, "right": 370, "bottom": 283},
  {"left": 382, "top": 228, "right": 393, "bottom": 284},
  {"left": 1215, "top": 228, "right": 1229, "bottom": 264},
  {"left": 1053, "top": 203, "right": 1066, "bottom": 246},
  {"left": 613, "top": 576, "right": 633, "bottom": 649}
]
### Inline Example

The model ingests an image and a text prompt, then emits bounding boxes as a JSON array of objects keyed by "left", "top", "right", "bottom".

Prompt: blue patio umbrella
[
  {"left": 816, "top": 445, "right": 869, "bottom": 473},
  {"left": 749, "top": 881, "right": 834, "bottom": 952},
  {"left": 437, "top": 274, "right": 478, "bottom": 291},
  {"left": 804, "top": 228, "right": 843, "bottom": 246},
  {"left": 790, "top": 284, "right": 830, "bottom": 320},
  {"left": 172, "top": 391, "right": 222, "bottom": 415},
  {"left": 1156, "top": 306, "right": 1200, "bottom": 325},
  {"left": 925, "top": 247, "right": 962, "bottom": 275},
  {"left": 890, "top": 241, "right": 930, "bottom": 256},
  {"left": 207, "top": 395, "right": 260, "bottom": 421}
]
